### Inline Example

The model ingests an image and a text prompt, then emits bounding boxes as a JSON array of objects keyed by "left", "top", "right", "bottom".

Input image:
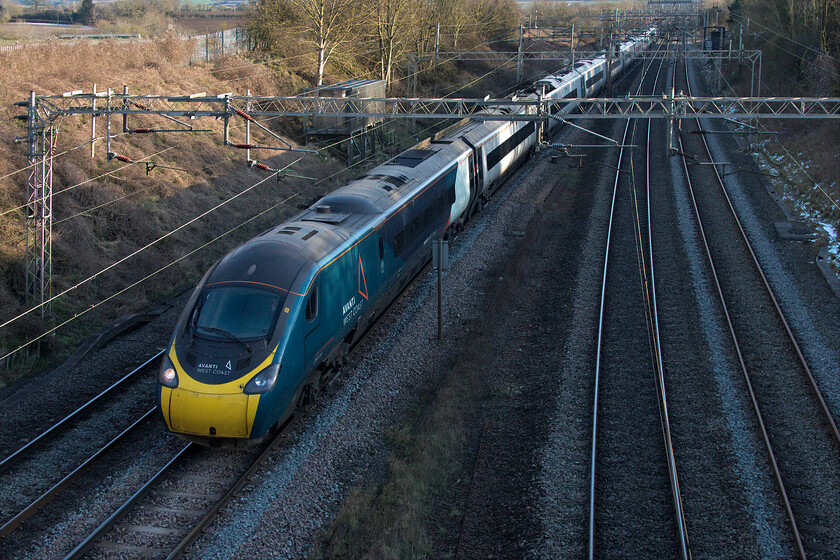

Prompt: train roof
[
  {"left": 241, "top": 133, "right": 473, "bottom": 278},
  {"left": 205, "top": 236, "right": 316, "bottom": 294},
  {"left": 315, "top": 134, "right": 471, "bottom": 219}
]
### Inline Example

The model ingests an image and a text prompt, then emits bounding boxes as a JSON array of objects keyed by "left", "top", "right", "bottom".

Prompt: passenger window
[
  {"left": 378, "top": 236, "right": 385, "bottom": 259},
  {"left": 305, "top": 282, "right": 318, "bottom": 321},
  {"left": 394, "top": 230, "right": 405, "bottom": 255},
  {"left": 409, "top": 217, "right": 419, "bottom": 241},
  {"left": 423, "top": 206, "right": 435, "bottom": 229}
]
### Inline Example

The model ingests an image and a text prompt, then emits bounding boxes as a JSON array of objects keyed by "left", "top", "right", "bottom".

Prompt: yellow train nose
[{"left": 167, "top": 389, "right": 255, "bottom": 438}]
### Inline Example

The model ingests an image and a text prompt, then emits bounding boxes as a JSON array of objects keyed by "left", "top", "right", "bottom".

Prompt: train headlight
[
  {"left": 243, "top": 363, "right": 280, "bottom": 395},
  {"left": 159, "top": 356, "right": 178, "bottom": 388}
]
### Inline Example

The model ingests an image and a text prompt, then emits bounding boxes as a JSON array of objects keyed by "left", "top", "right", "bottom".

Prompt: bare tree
[
  {"left": 248, "top": 0, "right": 297, "bottom": 49},
  {"left": 288, "top": 0, "right": 358, "bottom": 85},
  {"left": 249, "top": 0, "right": 357, "bottom": 85},
  {"left": 433, "top": 0, "right": 470, "bottom": 49},
  {"left": 368, "top": 0, "right": 414, "bottom": 87}
]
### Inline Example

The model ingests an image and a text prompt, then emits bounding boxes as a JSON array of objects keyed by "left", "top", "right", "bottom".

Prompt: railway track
[
  {"left": 677, "top": 55, "right": 840, "bottom": 558},
  {"left": 0, "top": 351, "right": 163, "bottom": 476},
  {"left": 62, "top": 433, "right": 290, "bottom": 560},
  {"left": 0, "top": 245, "right": 434, "bottom": 559},
  {"left": 0, "top": 353, "right": 163, "bottom": 539},
  {"left": 587, "top": 41, "right": 690, "bottom": 559}
]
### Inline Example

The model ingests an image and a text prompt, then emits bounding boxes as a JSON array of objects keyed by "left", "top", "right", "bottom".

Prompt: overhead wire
[
  {"left": 0, "top": 22, "right": 576, "bottom": 352},
  {"left": 0, "top": 116, "right": 444, "bottom": 356},
  {"left": 728, "top": 11, "right": 840, "bottom": 64},
  {"left": 0, "top": 168, "right": 295, "bottom": 363},
  {"left": 0, "top": 131, "right": 136, "bottom": 185},
  {"left": 0, "top": 159, "right": 301, "bottom": 331},
  {"left": 0, "top": 145, "right": 178, "bottom": 219},
  {"left": 701, "top": 37, "right": 840, "bottom": 217}
]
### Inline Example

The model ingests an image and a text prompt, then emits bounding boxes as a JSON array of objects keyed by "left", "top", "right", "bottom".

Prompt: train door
[
  {"left": 302, "top": 279, "right": 321, "bottom": 368},
  {"left": 460, "top": 139, "right": 484, "bottom": 220},
  {"left": 473, "top": 147, "right": 484, "bottom": 191},
  {"left": 464, "top": 152, "right": 480, "bottom": 218}
]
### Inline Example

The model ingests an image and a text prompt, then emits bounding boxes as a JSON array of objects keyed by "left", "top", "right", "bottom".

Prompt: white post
[
  {"left": 246, "top": 89, "right": 252, "bottom": 164},
  {"left": 91, "top": 83, "right": 96, "bottom": 158},
  {"left": 517, "top": 24, "right": 524, "bottom": 84},
  {"left": 434, "top": 24, "right": 440, "bottom": 64}
]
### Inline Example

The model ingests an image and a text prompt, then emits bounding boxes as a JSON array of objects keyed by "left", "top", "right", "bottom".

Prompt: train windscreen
[{"left": 193, "top": 286, "right": 285, "bottom": 340}]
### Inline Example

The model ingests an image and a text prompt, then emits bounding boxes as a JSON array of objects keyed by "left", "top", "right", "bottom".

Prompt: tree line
[
  {"left": 728, "top": 0, "right": 840, "bottom": 94},
  {"left": 247, "top": 0, "right": 520, "bottom": 89}
]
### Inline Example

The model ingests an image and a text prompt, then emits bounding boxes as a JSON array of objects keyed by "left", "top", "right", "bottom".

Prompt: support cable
[
  {"left": 0, "top": 146, "right": 177, "bottom": 219},
  {"left": 707, "top": 45, "right": 840, "bottom": 214},
  {"left": 0, "top": 159, "right": 299, "bottom": 331}
]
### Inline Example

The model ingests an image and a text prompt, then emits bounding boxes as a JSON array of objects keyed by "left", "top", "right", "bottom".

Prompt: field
[{"left": 0, "top": 22, "right": 102, "bottom": 43}]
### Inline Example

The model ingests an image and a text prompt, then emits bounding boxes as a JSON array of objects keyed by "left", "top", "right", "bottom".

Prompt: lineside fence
[
  {"left": 0, "top": 27, "right": 254, "bottom": 63},
  {"left": 188, "top": 27, "right": 254, "bottom": 64}
]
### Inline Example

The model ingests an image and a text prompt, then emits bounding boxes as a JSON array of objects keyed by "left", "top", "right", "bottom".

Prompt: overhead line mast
[{"left": 11, "top": 5, "right": 839, "bottom": 320}]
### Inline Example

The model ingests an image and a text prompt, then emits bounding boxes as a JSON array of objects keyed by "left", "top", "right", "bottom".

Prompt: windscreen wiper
[{"left": 199, "top": 326, "right": 252, "bottom": 353}]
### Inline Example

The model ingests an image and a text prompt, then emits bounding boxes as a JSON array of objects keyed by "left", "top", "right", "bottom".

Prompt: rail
[
  {"left": 588, "top": 41, "right": 690, "bottom": 559},
  {"left": 677, "top": 51, "right": 840, "bottom": 560},
  {"left": 0, "top": 350, "right": 164, "bottom": 476}
]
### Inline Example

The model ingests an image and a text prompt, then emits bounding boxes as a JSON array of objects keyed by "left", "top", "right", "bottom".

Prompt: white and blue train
[{"left": 156, "top": 27, "right": 657, "bottom": 445}]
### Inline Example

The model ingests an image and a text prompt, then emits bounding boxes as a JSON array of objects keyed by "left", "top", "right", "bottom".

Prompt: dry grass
[{"left": 0, "top": 35, "right": 361, "bottom": 385}]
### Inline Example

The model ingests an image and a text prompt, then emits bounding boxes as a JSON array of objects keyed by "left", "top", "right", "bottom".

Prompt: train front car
[{"left": 157, "top": 238, "right": 313, "bottom": 446}]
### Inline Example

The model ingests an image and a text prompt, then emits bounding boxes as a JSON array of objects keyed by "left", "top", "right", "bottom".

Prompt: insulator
[
  {"left": 114, "top": 155, "right": 133, "bottom": 163},
  {"left": 254, "top": 163, "right": 271, "bottom": 171},
  {"left": 234, "top": 108, "right": 253, "bottom": 121},
  {"left": 133, "top": 101, "right": 151, "bottom": 111},
  {"left": 14, "top": 114, "right": 28, "bottom": 120},
  {"left": 132, "top": 128, "right": 152, "bottom": 134},
  {"left": 233, "top": 143, "right": 255, "bottom": 149},
  {"left": 14, "top": 101, "right": 29, "bottom": 107}
]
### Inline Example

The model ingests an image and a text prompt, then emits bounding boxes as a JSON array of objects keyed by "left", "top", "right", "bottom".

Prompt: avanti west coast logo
[{"left": 196, "top": 360, "right": 233, "bottom": 375}]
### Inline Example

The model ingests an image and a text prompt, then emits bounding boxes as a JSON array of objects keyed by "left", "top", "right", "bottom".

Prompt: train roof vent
[
  {"left": 301, "top": 230, "right": 319, "bottom": 241},
  {"left": 388, "top": 174, "right": 409, "bottom": 186},
  {"left": 304, "top": 211, "right": 350, "bottom": 224},
  {"left": 388, "top": 149, "right": 435, "bottom": 168},
  {"left": 365, "top": 174, "right": 409, "bottom": 188},
  {"left": 277, "top": 226, "right": 301, "bottom": 235}
]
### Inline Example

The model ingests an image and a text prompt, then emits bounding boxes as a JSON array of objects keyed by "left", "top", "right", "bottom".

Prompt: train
[{"left": 157, "top": 27, "right": 657, "bottom": 445}]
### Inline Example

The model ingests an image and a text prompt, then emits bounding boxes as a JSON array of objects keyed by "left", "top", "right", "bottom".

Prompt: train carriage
[{"left": 158, "top": 26, "right": 658, "bottom": 445}]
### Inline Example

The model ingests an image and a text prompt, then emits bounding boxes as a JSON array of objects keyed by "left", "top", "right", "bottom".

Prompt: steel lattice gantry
[
  {"left": 29, "top": 91, "right": 840, "bottom": 123},
  {"left": 14, "top": 86, "right": 840, "bottom": 313}
]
